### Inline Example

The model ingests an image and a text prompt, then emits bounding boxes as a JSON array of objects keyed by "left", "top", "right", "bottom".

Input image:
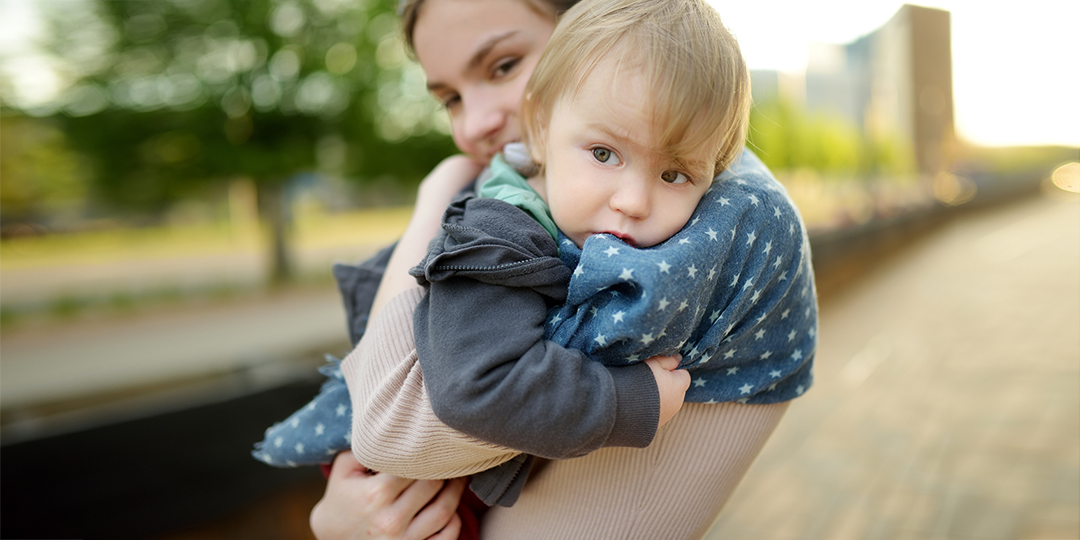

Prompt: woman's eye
[
  {"left": 493, "top": 57, "right": 520, "bottom": 78},
  {"left": 439, "top": 93, "right": 461, "bottom": 109},
  {"left": 592, "top": 147, "right": 620, "bottom": 165},
  {"left": 661, "top": 170, "right": 689, "bottom": 184}
]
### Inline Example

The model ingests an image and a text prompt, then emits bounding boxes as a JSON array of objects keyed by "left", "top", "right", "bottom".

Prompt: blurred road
[
  {"left": 707, "top": 191, "right": 1079, "bottom": 539},
  {"left": 1, "top": 190, "right": 1076, "bottom": 539},
  {"left": 0, "top": 286, "right": 352, "bottom": 411}
]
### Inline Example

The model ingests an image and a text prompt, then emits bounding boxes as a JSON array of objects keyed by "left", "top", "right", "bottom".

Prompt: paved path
[
  {"left": 706, "top": 192, "right": 1079, "bottom": 539},
  {"left": 0, "top": 287, "right": 351, "bottom": 410}
]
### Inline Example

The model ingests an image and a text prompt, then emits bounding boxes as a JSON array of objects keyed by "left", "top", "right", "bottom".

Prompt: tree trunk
[{"left": 257, "top": 181, "right": 293, "bottom": 286}]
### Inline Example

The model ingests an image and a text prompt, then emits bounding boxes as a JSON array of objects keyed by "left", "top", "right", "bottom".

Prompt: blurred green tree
[
  {"left": 31, "top": 0, "right": 455, "bottom": 283},
  {"left": 748, "top": 97, "right": 912, "bottom": 178}
]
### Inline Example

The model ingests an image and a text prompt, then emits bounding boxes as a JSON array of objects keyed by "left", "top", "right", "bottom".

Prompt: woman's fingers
[{"left": 403, "top": 476, "right": 467, "bottom": 540}]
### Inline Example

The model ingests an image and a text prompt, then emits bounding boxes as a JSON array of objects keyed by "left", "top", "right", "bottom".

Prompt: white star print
[
  {"left": 788, "top": 329, "right": 797, "bottom": 341},
  {"left": 612, "top": 311, "right": 625, "bottom": 324},
  {"left": 574, "top": 265, "right": 585, "bottom": 277},
  {"left": 789, "top": 222, "right": 795, "bottom": 235},
  {"left": 687, "top": 265, "right": 698, "bottom": 278},
  {"left": 274, "top": 437, "right": 283, "bottom": 448},
  {"left": 726, "top": 366, "right": 739, "bottom": 375},
  {"left": 760, "top": 351, "right": 772, "bottom": 360},
  {"left": 291, "top": 418, "right": 300, "bottom": 428},
  {"left": 757, "top": 313, "right": 768, "bottom": 324},
  {"left": 295, "top": 443, "right": 305, "bottom": 454},
  {"left": 796, "top": 385, "right": 805, "bottom": 395},
  {"left": 604, "top": 246, "right": 620, "bottom": 257},
  {"left": 677, "top": 300, "right": 689, "bottom": 312},
  {"left": 699, "top": 352, "right": 712, "bottom": 364},
  {"left": 688, "top": 345, "right": 700, "bottom": 358},
  {"left": 657, "top": 297, "right": 670, "bottom": 310},
  {"left": 724, "top": 349, "right": 737, "bottom": 360},
  {"left": 693, "top": 378, "right": 707, "bottom": 388},
  {"left": 594, "top": 334, "right": 608, "bottom": 346},
  {"left": 742, "top": 278, "right": 754, "bottom": 291},
  {"left": 640, "top": 333, "right": 655, "bottom": 345},
  {"left": 739, "top": 383, "right": 754, "bottom": 394},
  {"left": 315, "top": 423, "right": 325, "bottom": 436},
  {"left": 336, "top": 404, "right": 346, "bottom": 417},
  {"left": 657, "top": 260, "right": 671, "bottom": 274},
  {"left": 748, "top": 194, "right": 759, "bottom": 206},
  {"left": 708, "top": 266, "right": 717, "bottom": 280},
  {"left": 791, "top": 349, "right": 803, "bottom": 361},
  {"left": 563, "top": 238, "right": 575, "bottom": 246},
  {"left": 718, "top": 197, "right": 730, "bottom": 206},
  {"left": 774, "top": 256, "right": 783, "bottom": 269},
  {"left": 706, "top": 228, "right": 718, "bottom": 241},
  {"left": 550, "top": 312, "right": 563, "bottom": 325},
  {"left": 754, "top": 329, "right": 766, "bottom": 340},
  {"left": 730, "top": 273, "right": 741, "bottom": 286},
  {"left": 768, "top": 383, "right": 778, "bottom": 391},
  {"left": 746, "top": 231, "right": 757, "bottom": 246},
  {"left": 774, "top": 206, "right": 783, "bottom": 219},
  {"left": 763, "top": 241, "right": 772, "bottom": 256},
  {"left": 751, "top": 289, "right": 762, "bottom": 302},
  {"left": 779, "top": 271, "right": 788, "bottom": 281},
  {"left": 679, "top": 237, "right": 691, "bottom": 245},
  {"left": 710, "top": 310, "right": 722, "bottom": 322},
  {"left": 691, "top": 216, "right": 700, "bottom": 226},
  {"left": 619, "top": 268, "right": 634, "bottom": 281}
]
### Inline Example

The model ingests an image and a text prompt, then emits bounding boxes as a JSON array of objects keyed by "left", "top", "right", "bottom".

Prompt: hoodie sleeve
[{"left": 412, "top": 197, "right": 659, "bottom": 459}]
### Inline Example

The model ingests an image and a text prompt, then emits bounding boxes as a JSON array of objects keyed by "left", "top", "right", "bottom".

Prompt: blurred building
[{"left": 753, "top": 4, "right": 955, "bottom": 174}]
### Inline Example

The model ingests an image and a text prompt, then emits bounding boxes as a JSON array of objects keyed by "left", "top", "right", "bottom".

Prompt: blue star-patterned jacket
[{"left": 253, "top": 148, "right": 817, "bottom": 472}]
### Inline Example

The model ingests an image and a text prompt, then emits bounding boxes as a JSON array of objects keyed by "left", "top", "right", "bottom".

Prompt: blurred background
[{"left": 0, "top": 0, "right": 1076, "bottom": 538}]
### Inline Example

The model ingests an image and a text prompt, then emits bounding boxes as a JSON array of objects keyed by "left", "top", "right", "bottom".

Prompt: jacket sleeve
[
  {"left": 342, "top": 287, "right": 521, "bottom": 479},
  {"left": 415, "top": 278, "right": 658, "bottom": 459},
  {"left": 412, "top": 199, "right": 658, "bottom": 459}
]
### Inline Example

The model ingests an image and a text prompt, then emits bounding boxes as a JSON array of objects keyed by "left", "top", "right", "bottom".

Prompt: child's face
[{"left": 532, "top": 60, "right": 715, "bottom": 249}]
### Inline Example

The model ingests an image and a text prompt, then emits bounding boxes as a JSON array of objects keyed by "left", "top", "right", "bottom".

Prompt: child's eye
[
  {"left": 661, "top": 170, "right": 689, "bottom": 184},
  {"left": 592, "top": 147, "right": 620, "bottom": 165}
]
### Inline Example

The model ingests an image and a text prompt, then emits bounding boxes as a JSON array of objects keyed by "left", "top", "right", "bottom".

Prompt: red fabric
[{"left": 456, "top": 487, "right": 488, "bottom": 540}]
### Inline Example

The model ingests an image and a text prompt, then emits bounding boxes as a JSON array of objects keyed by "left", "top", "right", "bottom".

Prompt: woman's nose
[{"left": 461, "top": 97, "right": 507, "bottom": 147}]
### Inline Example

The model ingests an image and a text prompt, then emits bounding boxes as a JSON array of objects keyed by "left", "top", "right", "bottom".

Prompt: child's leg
[{"left": 480, "top": 401, "right": 789, "bottom": 540}]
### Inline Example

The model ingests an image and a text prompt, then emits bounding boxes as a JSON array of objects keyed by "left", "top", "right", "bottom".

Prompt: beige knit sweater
[{"left": 341, "top": 286, "right": 792, "bottom": 539}]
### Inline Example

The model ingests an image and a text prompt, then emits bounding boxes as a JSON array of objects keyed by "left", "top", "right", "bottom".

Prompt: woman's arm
[{"left": 369, "top": 156, "right": 482, "bottom": 321}]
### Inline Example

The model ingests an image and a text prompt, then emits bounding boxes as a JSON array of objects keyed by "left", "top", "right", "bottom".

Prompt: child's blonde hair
[{"left": 522, "top": 0, "right": 751, "bottom": 178}]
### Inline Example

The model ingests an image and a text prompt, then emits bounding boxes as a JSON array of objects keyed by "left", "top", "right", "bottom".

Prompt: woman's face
[{"left": 413, "top": 0, "right": 556, "bottom": 163}]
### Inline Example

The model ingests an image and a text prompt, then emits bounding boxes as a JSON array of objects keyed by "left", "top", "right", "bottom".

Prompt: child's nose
[{"left": 609, "top": 177, "right": 651, "bottom": 219}]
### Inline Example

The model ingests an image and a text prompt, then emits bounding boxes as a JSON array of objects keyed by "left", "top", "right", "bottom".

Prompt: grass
[{"left": 0, "top": 206, "right": 414, "bottom": 326}]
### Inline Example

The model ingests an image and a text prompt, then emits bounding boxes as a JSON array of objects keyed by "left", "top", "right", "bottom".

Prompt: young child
[{"left": 257, "top": 0, "right": 816, "bottom": 509}]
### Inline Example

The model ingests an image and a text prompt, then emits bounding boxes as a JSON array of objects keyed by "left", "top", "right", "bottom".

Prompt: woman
[{"left": 312, "top": 0, "right": 814, "bottom": 538}]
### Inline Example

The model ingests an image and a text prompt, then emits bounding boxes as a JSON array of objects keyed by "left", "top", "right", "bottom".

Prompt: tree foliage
[{"left": 30, "top": 0, "right": 456, "bottom": 280}]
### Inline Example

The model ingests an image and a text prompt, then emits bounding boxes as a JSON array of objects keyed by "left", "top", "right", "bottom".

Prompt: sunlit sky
[{"left": 1, "top": 0, "right": 1077, "bottom": 148}]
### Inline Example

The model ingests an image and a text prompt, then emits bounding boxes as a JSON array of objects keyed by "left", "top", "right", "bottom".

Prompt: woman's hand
[
  {"left": 644, "top": 355, "right": 691, "bottom": 429},
  {"left": 311, "top": 452, "right": 466, "bottom": 540},
  {"left": 416, "top": 155, "right": 484, "bottom": 212}
]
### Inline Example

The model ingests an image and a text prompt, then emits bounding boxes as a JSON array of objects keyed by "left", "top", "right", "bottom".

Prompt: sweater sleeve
[{"left": 342, "top": 287, "right": 519, "bottom": 479}]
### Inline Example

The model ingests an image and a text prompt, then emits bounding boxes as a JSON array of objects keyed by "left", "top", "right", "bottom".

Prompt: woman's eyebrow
[
  {"left": 427, "top": 31, "right": 518, "bottom": 93},
  {"left": 467, "top": 30, "right": 518, "bottom": 70}
]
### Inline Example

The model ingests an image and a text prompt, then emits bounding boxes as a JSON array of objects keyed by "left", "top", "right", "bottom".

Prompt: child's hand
[{"left": 645, "top": 355, "right": 691, "bottom": 429}]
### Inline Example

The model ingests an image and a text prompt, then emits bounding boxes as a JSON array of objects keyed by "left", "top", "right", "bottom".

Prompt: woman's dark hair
[{"left": 399, "top": 0, "right": 579, "bottom": 55}]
